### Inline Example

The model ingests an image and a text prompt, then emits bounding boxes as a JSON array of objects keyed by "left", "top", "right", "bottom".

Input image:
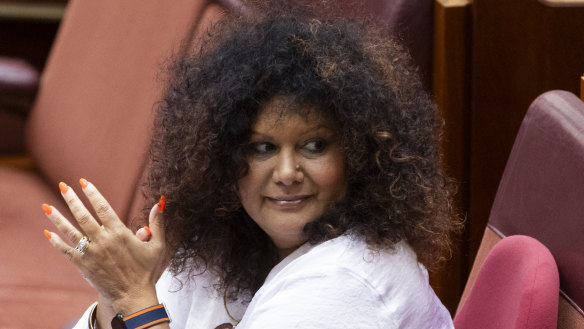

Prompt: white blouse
[{"left": 74, "top": 235, "right": 453, "bottom": 329}]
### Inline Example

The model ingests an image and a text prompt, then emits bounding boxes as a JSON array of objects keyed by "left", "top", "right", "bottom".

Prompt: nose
[{"left": 272, "top": 151, "right": 303, "bottom": 185}]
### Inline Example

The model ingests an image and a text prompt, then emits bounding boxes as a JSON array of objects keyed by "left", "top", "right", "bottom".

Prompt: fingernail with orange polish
[
  {"left": 158, "top": 196, "right": 166, "bottom": 212},
  {"left": 59, "top": 182, "right": 68, "bottom": 194},
  {"left": 42, "top": 203, "right": 52, "bottom": 215},
  {"left": 43, "top": 229, "right": 52, "bottom": 240},
  {"left": 79, "top": 178, "right": 89, "bottom": 189},
  {"left": 143, "top": 226, "right": 152, "bottom": 238}
]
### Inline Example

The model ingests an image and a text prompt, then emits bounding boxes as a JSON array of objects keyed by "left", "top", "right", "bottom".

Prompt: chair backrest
[
  {"left": 459, "top": 90, "right": 584, "bottom": 327},
  {"left": 24, "top": 0, "right": 226, "bottom": 224},
  {"left": 454, "top": 235, "right": 559, "bottom": 329}
]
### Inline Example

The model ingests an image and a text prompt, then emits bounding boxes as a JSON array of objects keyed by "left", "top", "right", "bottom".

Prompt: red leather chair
[
  {"left": 0, "top": 0, "right": 227, "bottom": 327},
  {"left": 455, "top": 235, "right": 559, "bottom": 328},
  {"left": 457, "top": 90, "right": 584, "bottom": 328}
]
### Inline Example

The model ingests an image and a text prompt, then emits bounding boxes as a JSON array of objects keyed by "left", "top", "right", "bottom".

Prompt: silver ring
[{"left": 75, "top": 236, "right": 90, "bottom": 255}]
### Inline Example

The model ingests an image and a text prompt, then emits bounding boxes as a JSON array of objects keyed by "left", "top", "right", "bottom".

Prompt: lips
[{"left": 266, "top": 195, "right": 311, "bottom": 207}]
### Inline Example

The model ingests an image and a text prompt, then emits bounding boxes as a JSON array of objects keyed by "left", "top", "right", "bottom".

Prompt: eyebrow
[{"left": 248, "top": 132, "right": 275, "bottom": 141}]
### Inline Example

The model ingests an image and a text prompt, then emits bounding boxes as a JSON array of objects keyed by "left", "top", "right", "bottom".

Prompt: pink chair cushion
[{"left": 454, "top": 235, "right": 559, "bottom": 329}]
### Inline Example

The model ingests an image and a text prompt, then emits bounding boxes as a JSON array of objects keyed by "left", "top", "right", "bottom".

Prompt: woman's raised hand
[{"left": 41, "top": 179, "right": 166, "bottom": 315}]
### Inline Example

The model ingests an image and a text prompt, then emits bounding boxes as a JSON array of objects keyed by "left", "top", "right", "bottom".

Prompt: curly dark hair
[{"left": 145, "top": 2, "right": 458, "bottom": 301}]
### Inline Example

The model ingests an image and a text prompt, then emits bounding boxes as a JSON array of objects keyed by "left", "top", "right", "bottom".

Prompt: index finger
[
  {"left": 59, "top": 182, "right": 101, "bottom": 236},
  {"left": 78, "top": 178, "right": 124, "bottom": 229}
]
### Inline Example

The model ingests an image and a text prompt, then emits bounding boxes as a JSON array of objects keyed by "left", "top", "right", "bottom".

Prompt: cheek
[
  {"left": 311, "top": 157, "right": 346, "bottom": 198},
  {"left": 236, "top": 163, "right": 265, "bottom": 207},
  {"left": 237, "top": 175, "right": 254, "bottom": 209}
]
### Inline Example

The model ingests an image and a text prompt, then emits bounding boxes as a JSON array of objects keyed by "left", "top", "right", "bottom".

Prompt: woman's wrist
[
  {"left": 95, "top": 295, "right": 116, "bottom": 329},
  {"left": 111, "top": 288, "right": 160, "bottom": 316}
]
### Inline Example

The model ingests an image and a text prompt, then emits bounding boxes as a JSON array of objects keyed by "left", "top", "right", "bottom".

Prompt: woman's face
[{"left": 237, "top": 98, "right": 347, "bottom": 259}]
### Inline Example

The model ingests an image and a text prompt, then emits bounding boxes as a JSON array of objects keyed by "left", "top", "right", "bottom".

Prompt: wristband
[{"left": 111, "top": 304, "right": 170, "bottom": 329}]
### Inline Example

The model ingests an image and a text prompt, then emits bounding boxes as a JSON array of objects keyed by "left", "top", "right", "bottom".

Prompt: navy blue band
[{"left": 121, "top": 304, "right": 170, "bottom": 329}]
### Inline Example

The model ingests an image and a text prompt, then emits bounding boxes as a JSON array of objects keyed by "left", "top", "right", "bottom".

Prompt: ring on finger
[{"left": 75, "top": 236, "right": 90, "bottom": 255}]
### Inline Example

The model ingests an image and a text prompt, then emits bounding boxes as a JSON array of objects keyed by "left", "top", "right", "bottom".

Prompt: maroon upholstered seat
[
  {"left": 0, "top": 0, "right": 226, "bottom": 327},
  {"left": 454, "top": 235, "right": 559, "bottom": 328},
  {"left": 458, "top": 90, "right": 584, "bottom": 328},
  {"left": 488, "top": 90, "right": 584, "bottom": 314}
]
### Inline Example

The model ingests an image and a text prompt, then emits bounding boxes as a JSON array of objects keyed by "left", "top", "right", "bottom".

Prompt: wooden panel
[
  {"left": 431, "top": 0, "right": 471, "bottom": 314},
  {"left": 468, "top": 0, "right": 584, "bottom": 262},
  {"left": 581, "top": 75, "right": 584, "bottom": 101}
]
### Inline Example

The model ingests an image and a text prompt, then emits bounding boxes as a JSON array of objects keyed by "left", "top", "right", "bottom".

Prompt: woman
[{"left": 42, "top": 3, "right": 457, "bottom": 328}]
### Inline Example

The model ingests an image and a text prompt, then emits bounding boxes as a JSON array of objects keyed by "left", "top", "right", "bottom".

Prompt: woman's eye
[
  {"left": 304, "top": 139, "right": 327, "bottom": 153},
  {"left": 249, "top": 142, "right": 277, "bottom": 155}
]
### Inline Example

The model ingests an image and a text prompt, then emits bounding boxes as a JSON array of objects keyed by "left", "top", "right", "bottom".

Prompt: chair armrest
[{"left": 0, "top": 56, "right": 39, "bottom": 94}]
